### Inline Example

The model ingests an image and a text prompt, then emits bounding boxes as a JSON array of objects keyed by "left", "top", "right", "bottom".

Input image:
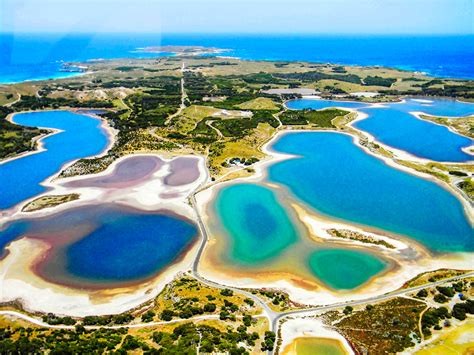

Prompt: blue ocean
[{"left": 1, "top": 33, "right": 473, "bottom": 83}]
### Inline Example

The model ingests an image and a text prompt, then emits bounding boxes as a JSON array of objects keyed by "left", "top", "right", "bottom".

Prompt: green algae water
[
  {"left": 308, "top": 249, "right": 387, "bottom": 290},
  {"left": 215, "top": 184, "right": 298, "bottom": 264},
  {"left": 284, "top": 337, "right": 348, "bottom": 355}
]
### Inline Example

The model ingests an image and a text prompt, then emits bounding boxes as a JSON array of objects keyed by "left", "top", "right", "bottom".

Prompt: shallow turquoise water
[
  {"left": 308, "top": 248, "right": 387, "bottom": 290},
  {"left": 215, "top": 184, "right": 298, "bottom": 264},
  {"left": 269, "top": 132, "right": 473, "bottom": 252},
  {"left": 0, "top": 111, "right": 109, "bottom": 210},
  {"left": 286, "top": 98, "right": 474, "bottom": 162},
  {"left": 0, "top": 205, "right": 197, "bottom": 286}
]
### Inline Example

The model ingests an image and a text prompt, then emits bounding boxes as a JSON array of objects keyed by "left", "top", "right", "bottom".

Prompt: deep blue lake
[
  {"left": 0, "top": 111, "right": 109, "bottom": 210},
  {"left": 0, "top": 205, "right": 197, "bottom": 286},
  {"left": 269, "top": 132, "right": 473, "bottom": 252},
  {"left": 1, "top": 34, "right": 473, "bottom": 82},
  {"left": 286, "top": 98, "right": 474, "bottom": 162}
]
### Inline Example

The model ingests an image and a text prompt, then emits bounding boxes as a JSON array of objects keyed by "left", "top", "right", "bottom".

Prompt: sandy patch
[{"left": 280, "top": 317, "right": 354, "bottom": 354}]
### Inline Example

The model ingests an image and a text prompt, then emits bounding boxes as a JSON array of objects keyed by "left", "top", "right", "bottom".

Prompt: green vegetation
[
  {"left": 451, "top": 300, "right": 474, "bottom": 320},
  {"left": 333, "top": 298, "right": 425, "bottom": 354},
  {"left": 2, "top": 275, "right": 268, "bottom": 353},
  {"left": 12, "top": 96, "right": 113, "bottom": 111},
  {"left": 403, "top": 269, "right": 468, "bottom": 288},
  {"left": 416, "top": 289, "right": 428, "bottom": 298},
  {"left": 0, "top": 320, "right": 264, "bottom": 354},
  {"left": 382, "top": 83, "right": 474, "bottom": 99},
  {"left": 149, "top": 276, "right": 263, "bottom": 325},
  {"left": 433, "top": 294, "right": 448, "bottom": 303},
  {"left": 458, "top": 178, "right": 474, "bottom": 200},
  {"left": 21, "top": 193, "right": 80, "bottom": 212},
  {"left": 436, "top": 286, "right": 456, "bottom": 298},
  {"left": 280, "top": 108, "right": 348, "bottom": 127},
  {"left": 0, "top": 106, "right": 47, "bottom": 159},
  {"left": 343, "top": 306, "right": 353, "bottom": 315},
  {"left": 421, "top": 307, "right": 451, "bottom": 336},
  {"left": 274, "top": 71, "right": 362, "bottom": 84},
  {"left": 327, "top": 229, "right": 396, "bottom": 249},
  {"left": 152, "top": 322, "right": 260, "bottom": 354},
  {"left": 364, "top": 76, "right": 397, "bottom": 87},
  {"left": 0, "top": 326, "right": 129, "bottom": 353},
  {"left": 114, "top": 66, "right": 139, "bottom": 72},
  {"left": 211, "top": 110, "right": 278, "bottom": 138},
  {"left": 421, "top": 300, "right": 474, "bottom": 337},
  {"left": 261, "top": 331, "right": 276, "bottom": 351}
]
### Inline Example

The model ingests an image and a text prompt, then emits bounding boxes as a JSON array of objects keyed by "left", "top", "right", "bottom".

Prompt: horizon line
[{"left": 1, "top": 31, "right": 473, "bottom": 36}]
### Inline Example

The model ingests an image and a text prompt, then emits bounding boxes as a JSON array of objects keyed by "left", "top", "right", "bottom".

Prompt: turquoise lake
[
  {"left": 0, "top": 110, "right": 109, "bottom": 210},
  {"left": 213, "top": 182, "right": 389, "bottom": 289},
  {"left": 215, "top": 184, "right": 298, "bottom": 264},
  {"left": 0, "top": 205, "right": 197, "bottom": 286},
  {"left": 269, "top": 132, "right": 473, "bottom": 252},
  {"left": 286, "top": 98, "right": 474, "bottom": 162},
  {"left": 308, "top": 248, "right": 387, "bottom": 290}
]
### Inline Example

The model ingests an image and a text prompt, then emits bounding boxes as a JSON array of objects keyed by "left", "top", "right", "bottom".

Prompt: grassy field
[{"left": 237, "top": 97, "right": 280, "bottom": 110}]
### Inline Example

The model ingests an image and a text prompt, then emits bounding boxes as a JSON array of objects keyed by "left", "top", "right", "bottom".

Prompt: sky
[{"left": 1, "top": 0, "right": 473, "bottom": 35}]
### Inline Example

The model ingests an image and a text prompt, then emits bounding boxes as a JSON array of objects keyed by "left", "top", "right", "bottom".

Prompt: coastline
[
  {"left": 0, "top": 56, "right": 472, "bottom": 319},
  {"left": 0, "top": 108, "right": 118, "bottom": 216},
  {"left": 1, "top": 108, "right": 117, "bottom": 167}
]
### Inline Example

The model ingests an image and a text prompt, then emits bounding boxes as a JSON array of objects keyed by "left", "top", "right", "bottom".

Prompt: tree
[
  {"left": 261, "top": 331, "right": 276, "bottom": 351},
  {"left": 204, "top": 303, "right": 217, "bottom": 312},
  {"left": 343, "top": 306, "right": 353, "bottom": 315},
  {"left": 220, "top": 289, "right": 233, "bottom": 297},
  {"left": 243, "top": 315, "right": 252, "bottom": 327},
  {"left": 434, "top": 294, "right": 448, "bottom": 303},
  {"left": 436, "top": 286, "right": 455, "bottom": 298},
  {"left": 160, "top": 310, "right": 175, "bottom": 321},
  {"left": 416, "top": 289, "right": 428, "bottom": 298},
  {"left": 141, "top": 310, "right": 155, "bottom": 323}
]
